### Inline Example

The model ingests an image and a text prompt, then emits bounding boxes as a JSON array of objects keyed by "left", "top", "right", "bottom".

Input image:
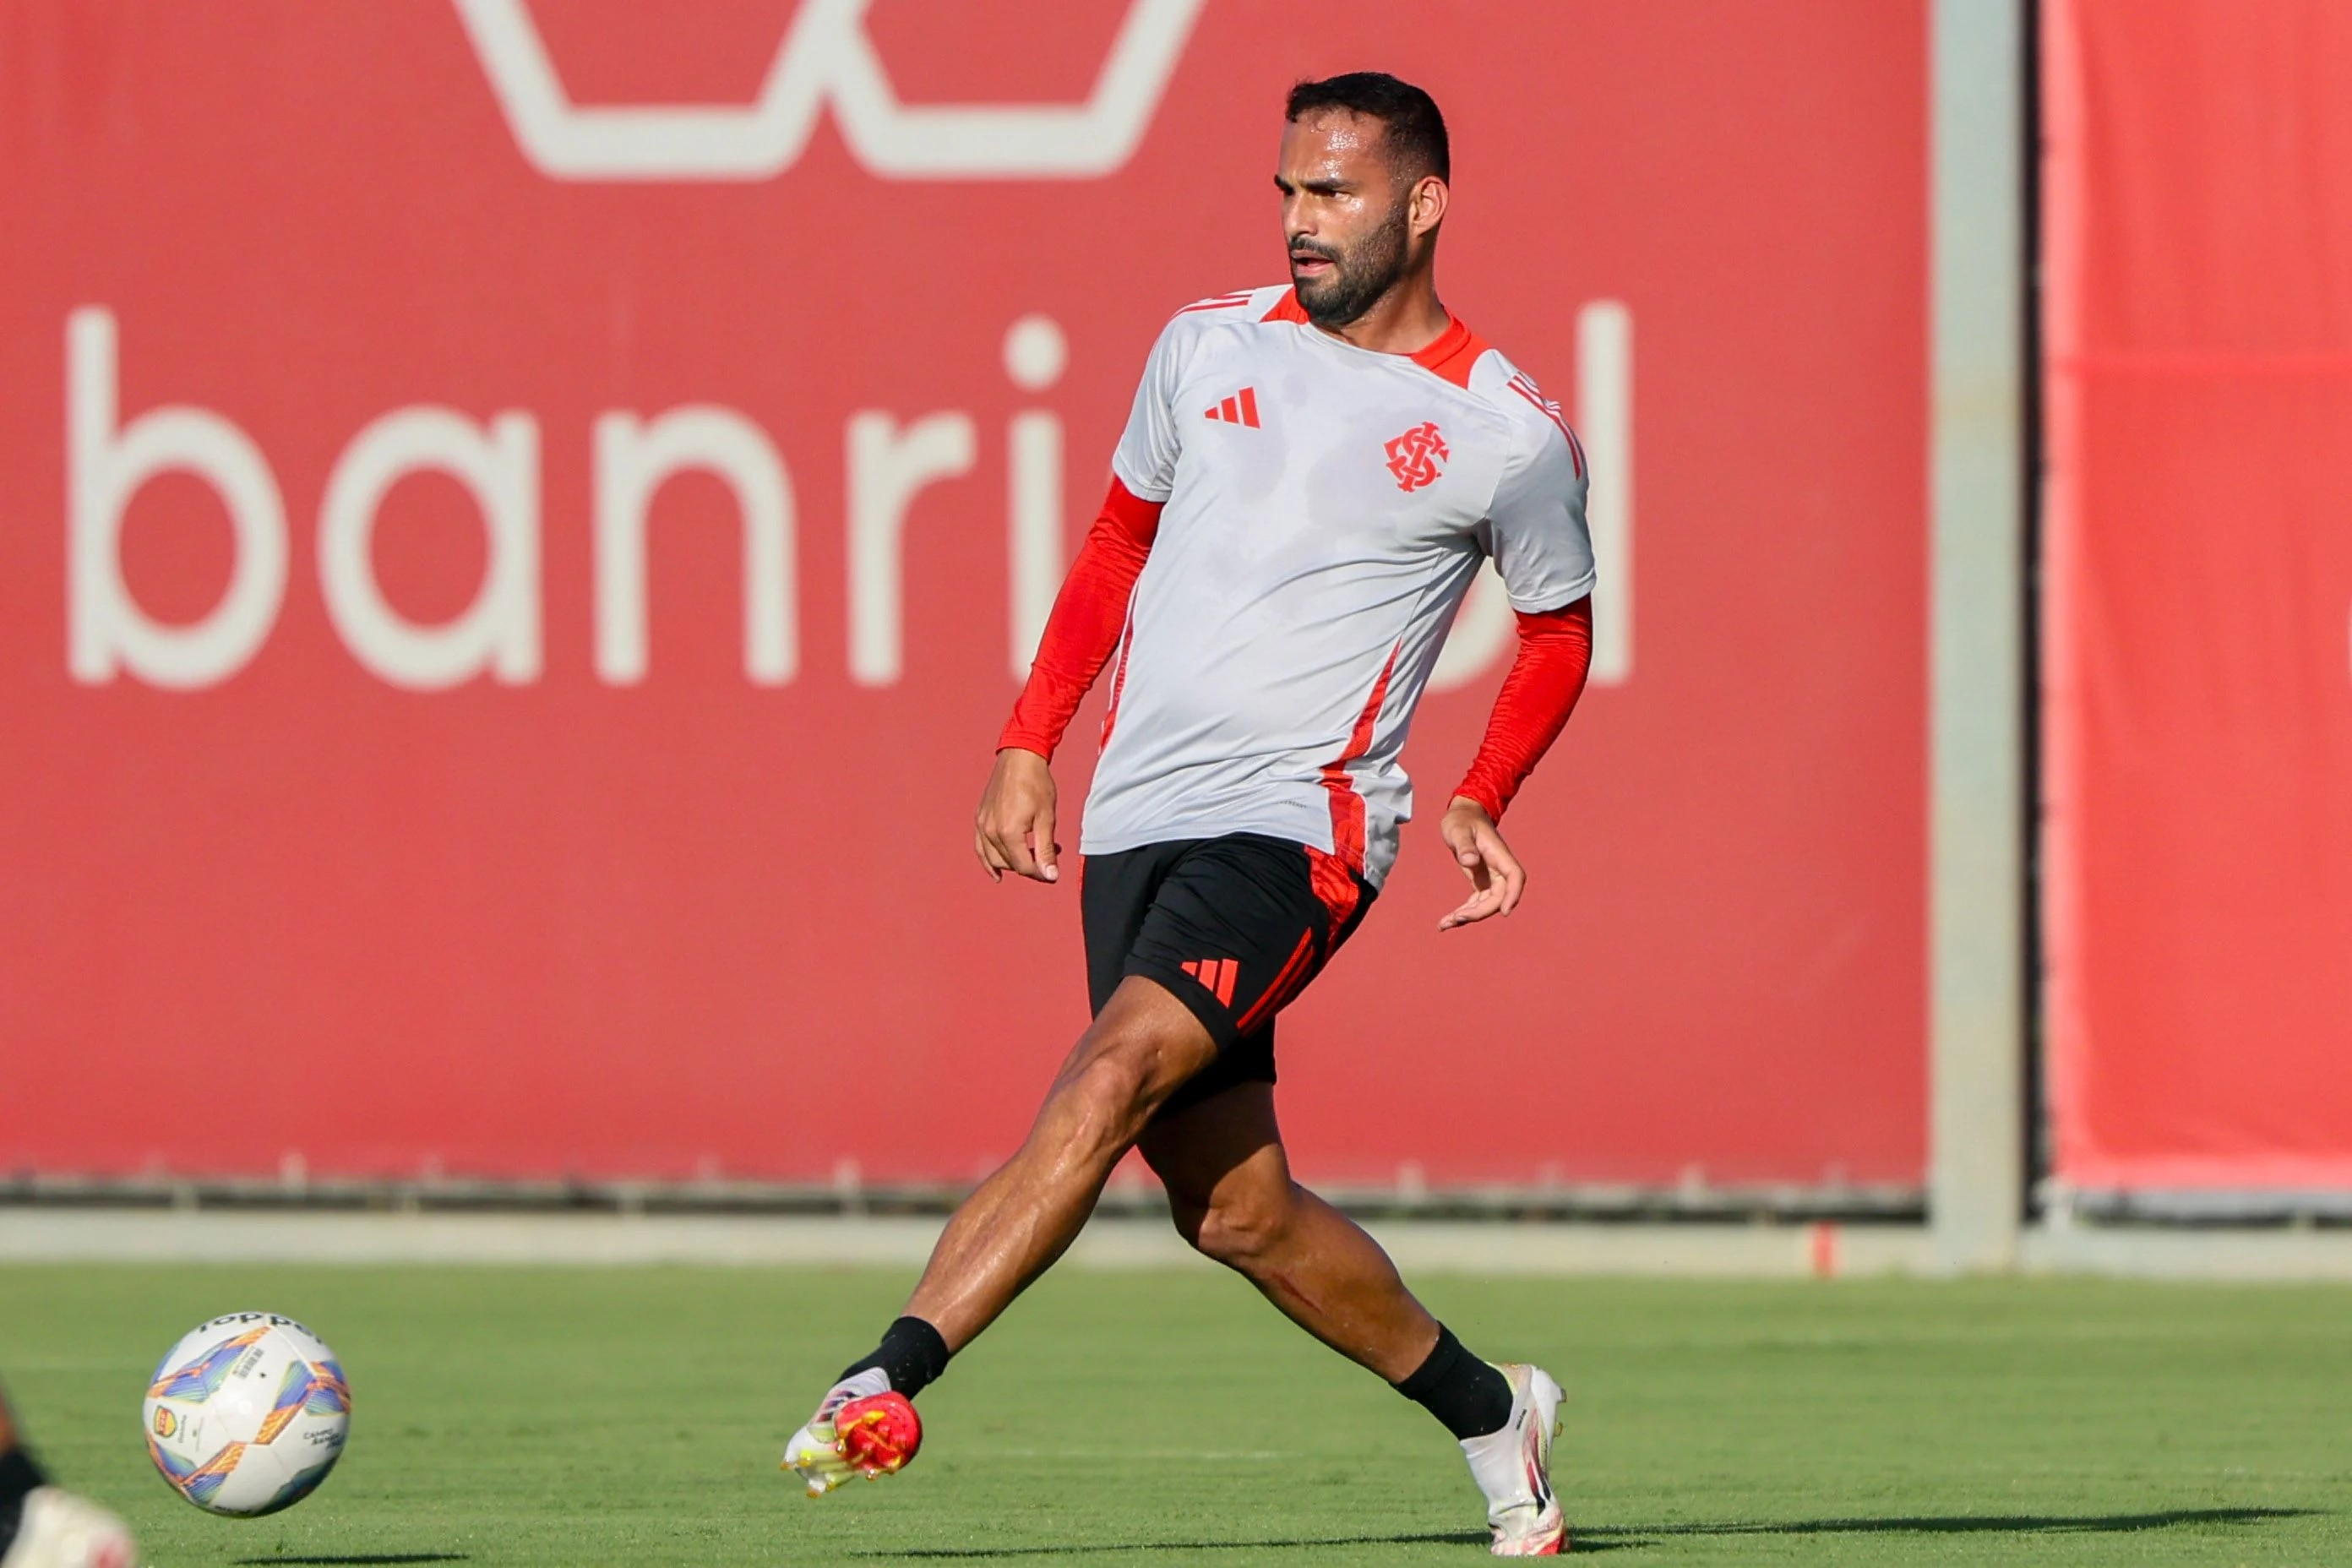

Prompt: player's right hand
[
  {"left": 976, "top": 746, "right": 1061, "bottom": 884},
  {"left": 1436, "top": 796, "right": 1526, "bottom": 930}
]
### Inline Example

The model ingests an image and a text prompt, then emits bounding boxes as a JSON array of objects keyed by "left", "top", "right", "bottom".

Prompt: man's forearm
[
  {"left": 1450, "top": 596, "right": 1592, "bottom": 819},
  {"left": 998, "top": 478, "right": 1163, "bottom": 759}
]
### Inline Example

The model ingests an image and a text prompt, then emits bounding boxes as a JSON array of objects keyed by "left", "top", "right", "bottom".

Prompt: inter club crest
[{"left": 1384, "top": 421, "right": 1447, "bottom": 493}]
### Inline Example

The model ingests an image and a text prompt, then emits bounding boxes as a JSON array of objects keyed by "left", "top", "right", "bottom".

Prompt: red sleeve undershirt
[
  {"left": 998, "top": 477, "right": 1163, "bottom": 760},
  {"left": 1449, "top": 595, "right": 1593, "bottom": 821}
]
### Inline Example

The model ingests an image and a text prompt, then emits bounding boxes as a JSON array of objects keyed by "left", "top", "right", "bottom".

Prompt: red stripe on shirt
[{"left": 1305, "top": 641, "right": 1402, "bottom": 926}]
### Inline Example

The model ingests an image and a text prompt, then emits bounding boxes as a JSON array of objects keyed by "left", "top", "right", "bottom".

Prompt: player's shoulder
[
  {"left": 1153, "top": 284, "right": 1303, "bottom": 345},
  {"left": 1461, "top": 340, "right": 1587, "bottom": 475},
  {"left": 1168, "top": 283, "right": 1302, "bottom": 323}
]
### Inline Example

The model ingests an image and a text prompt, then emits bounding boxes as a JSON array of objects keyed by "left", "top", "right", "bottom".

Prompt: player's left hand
[{"left": 1436, "top": 798, "right": 1525, "bottom": 930}]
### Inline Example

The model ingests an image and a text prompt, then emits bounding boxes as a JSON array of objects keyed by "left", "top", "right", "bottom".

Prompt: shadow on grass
[
  {"left": 1594, "top": 1507, "right": 2316, "bottom": 1541},
  {"left": 233, "top": 1556, "right": 470, "bottom": 1565},
  {"left": 877, "top": 1533, "right": 1597, "bottom": 1558},
  {"left": 872, "top": 1506, "right": 2316, "bottom": 1558}
]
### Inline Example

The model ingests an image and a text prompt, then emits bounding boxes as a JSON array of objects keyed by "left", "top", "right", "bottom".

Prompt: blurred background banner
[
  {"left": 2044, "top": 0, "right": 2352, "bottom": 1196},
  {"left": 0, "top": 2, "right": 1928, "bottom": 1189}
]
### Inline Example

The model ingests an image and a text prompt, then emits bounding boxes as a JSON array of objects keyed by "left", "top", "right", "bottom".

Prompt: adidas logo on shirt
[{"left": 1202, "top": 387, "right": 1261, "bottom": 427}]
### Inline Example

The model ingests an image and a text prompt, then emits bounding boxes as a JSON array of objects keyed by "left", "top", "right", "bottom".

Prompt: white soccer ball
[{"left": 142, "top": 1311, "right": 351, "bottom": 1516}]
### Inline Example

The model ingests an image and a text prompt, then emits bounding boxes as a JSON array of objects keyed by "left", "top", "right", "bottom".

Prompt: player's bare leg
[
  {"left": 1142, "top": 1084, "right": 1569, "bottom": 1555},
  {"left": 1141, "top": 1081, "right": 1439, "bottom": 1379},
  {"left": 902, "top": 977, "right": 1217, "bottom": 1344},
  {"left": 783, "top": 977, "right": 1216, "bottom": 1494}
]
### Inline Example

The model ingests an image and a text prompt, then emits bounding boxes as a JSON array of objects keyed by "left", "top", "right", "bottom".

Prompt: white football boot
[
  {"left": 1459, "top": 1363, "right": 1567, "bottom": 1556},
  {"left": 781, "top": 1369, "right": 906, "bottom": 1496},
  {"left": 781, "top": 1368, "right": 886, "bottom": 1495},
  {"left": 0, "top": 1487, "right": 138, "bottom": 1568}
]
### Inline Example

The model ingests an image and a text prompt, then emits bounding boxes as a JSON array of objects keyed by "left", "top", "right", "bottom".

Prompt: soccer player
[
  {"left": 0, "top": 1389, "right": 137, "bottom": 1568},
  {"left": 787, "top": 72, "right": 1594, "bottom": 1556}
]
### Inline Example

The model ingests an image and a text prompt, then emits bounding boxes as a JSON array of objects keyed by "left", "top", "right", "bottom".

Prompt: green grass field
[{"left": 2, "top": 1260, "right": 2344, "bottom": 1565}]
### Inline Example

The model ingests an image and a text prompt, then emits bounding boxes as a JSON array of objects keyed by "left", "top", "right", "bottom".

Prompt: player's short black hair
[{"left": 1284, "top": 72, "right": 1450, "bottom": 184}]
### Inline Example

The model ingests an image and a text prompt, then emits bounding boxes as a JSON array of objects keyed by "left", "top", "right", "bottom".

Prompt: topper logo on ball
[{"left": 451, "top": 0, "right": 1208, "bottom": 181}]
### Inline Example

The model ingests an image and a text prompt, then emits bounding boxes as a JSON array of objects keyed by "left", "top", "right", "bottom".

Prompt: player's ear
[{"left": 1407, "top": 173, "right": 1448, "bottom": 238}]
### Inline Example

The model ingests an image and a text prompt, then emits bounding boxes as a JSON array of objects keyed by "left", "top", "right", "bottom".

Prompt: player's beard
[{"left": 1291, "top": 204, "right": 1410, "bottom": 329}]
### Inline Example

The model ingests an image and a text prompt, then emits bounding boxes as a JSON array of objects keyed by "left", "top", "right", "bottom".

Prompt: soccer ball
[{"left": 142, "top": 1311, "right": 351, "bottom": 1516}]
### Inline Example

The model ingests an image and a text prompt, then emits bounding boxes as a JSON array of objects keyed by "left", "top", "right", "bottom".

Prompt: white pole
[{"left": 1930, "top": 0, "right": 2028, "bottom": 1271}]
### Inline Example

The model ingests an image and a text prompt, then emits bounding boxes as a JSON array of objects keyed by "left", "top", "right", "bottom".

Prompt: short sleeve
[
  {"left": 1484, "top": 416, "right": 1597, "bottom": 613},
  {"left": 1108, "top": 316, "right": 1190, "bottom": 502}
]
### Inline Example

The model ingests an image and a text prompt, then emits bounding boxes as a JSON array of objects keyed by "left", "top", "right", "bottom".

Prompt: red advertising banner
[
  {"left": 2045, "top": 0, "right": 2352, "bottom": 1192},
  {"left": 1, "top": 2, "right": 1927, "bottom": 1188}
]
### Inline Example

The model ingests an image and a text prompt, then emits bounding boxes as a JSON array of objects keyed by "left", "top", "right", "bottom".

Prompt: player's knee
[
  {"left": 1166, "top": 1194, "right": 1213, "bottom": 1253},
  {"left": 1045, "top": 1043, "right": 1157, "bottom": 1157},
  {"left": 1184, "top": 1182, "right": 1298, "bottom": 1269}
]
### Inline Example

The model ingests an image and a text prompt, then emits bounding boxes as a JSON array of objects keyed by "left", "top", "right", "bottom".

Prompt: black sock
[
  {"left": 838, "top": 1315, "right": 952, "bottom": 1401},
  {"left": 1393, "top": 1324, "right": 1513, "bottom": 1440},
  {"left": 0, "top": 1447, "right": 50, "bottom": 1556}
]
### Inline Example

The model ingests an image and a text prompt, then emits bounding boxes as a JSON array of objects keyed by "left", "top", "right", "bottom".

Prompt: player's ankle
[
  {"left": 1391, "top": 1324, "right": 1512, "bottom": 1440},
  {"left": 837, "top": 1315, "right": 952, "bottom": 1401}
]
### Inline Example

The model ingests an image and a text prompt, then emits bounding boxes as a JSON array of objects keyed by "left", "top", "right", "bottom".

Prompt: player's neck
[{"left": 1316, "top": 270, "right": 1450, "bottom": 357}]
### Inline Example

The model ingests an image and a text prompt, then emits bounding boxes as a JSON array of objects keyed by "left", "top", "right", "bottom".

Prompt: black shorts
[{"left": 1081, "top": 833, "right": 1378, "bottom": 1118}]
